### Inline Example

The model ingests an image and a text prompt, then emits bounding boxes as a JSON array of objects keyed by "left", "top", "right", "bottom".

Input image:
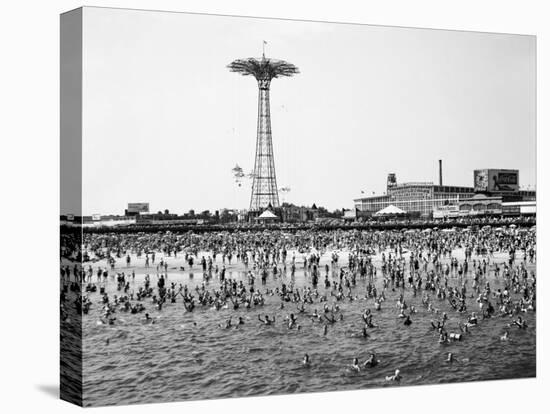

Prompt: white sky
[{"left": 81, "top": 7, "right": 535, "bottom": 215}]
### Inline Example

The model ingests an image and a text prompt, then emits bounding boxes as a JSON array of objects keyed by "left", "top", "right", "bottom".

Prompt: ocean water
[{"left": 67, "top": 247, "right": 535, "bottom": 406}]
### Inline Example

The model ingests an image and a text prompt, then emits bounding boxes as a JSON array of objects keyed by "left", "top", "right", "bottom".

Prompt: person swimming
[
  {"left": 350, "top": 325, "right": 369, "bottom": 338},
  {"left": 258, "top": 314, "right": 275, "bottom": 325},
  {"left": 363, "top": 353, "right": 378, "bottom": 368},
  {"left": 511, "top": 316, "right": 528, "bottom": 329},
  {"left": 446, "top": 352, "right": 455, "bottom": 363},
  {"left": 324, "top": 313, "right": 337, "bottom": 324},
  {"left": 386, "top": 369, "right": 401, "bottom": 382},
  {"left": 219, "top": 317, "right": 232, "bottom": 329},
  {"left": 438, "top": 329, "right": 449, "bottom": 344},
  {"left": 286, "top": 313, "right": 298, "bottom": 329},
  {"left": 349, "top": 358, "right": 361, "bottom": 373},
  {"left": 403, "top": 315, "right": 412, "bottom": 326},
  {"left": 431, "top": 319, "right": 444, "bottom": 330},
  {"left": 142, "top": 313, "right": 154, "bottom": 324},
  {"left": 302, "top": 353, "right": 311, "bottom": 367},
  {"left": 310, "top": 309, "right": 321, "bottom": 322}
]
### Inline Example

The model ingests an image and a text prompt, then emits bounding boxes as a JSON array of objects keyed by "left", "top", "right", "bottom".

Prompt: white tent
[
  {"left": 256, "top": 210, "right": 278, "bottom": 220},
  {"left": 374, "top": 205, "right": 406, "bottom": 216}
]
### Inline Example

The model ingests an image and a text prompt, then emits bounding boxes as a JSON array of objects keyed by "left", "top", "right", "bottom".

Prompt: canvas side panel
[{"left": 60, "top": 7, "right": 83, "bottom": 407}]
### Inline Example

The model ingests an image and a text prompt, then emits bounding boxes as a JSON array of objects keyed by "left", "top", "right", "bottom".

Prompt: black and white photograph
[{"left": 58, "top": 5, "right": 537, "bottom": 408}]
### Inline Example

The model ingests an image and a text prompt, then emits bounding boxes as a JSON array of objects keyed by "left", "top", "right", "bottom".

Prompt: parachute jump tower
[{"left": 227, "top": 50, "right": 299, "bottom": 213}]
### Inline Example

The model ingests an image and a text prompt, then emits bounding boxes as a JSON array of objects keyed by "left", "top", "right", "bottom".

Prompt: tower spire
[{"left": 227, "top": 55, "right": 299, "bottom": 212}]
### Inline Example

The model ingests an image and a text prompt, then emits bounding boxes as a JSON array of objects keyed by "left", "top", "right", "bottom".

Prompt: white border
[{"left": 0, "top": 1, "right": 546, "bottom": 413}]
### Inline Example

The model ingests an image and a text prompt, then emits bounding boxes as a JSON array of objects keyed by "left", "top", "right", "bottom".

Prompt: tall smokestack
[{"left": 438, "top": 160, "right": 443, "bottom": 186}]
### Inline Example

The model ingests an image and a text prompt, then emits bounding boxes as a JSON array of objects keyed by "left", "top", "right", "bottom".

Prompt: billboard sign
[
  {"left": 127, "top": 203, "right": 149, "bottom": 213},
  {"left": 474, "top": 169, "right": 518, "bottom": 193},
  {"left": 387, "top": 173, "right": 397, "bottom": 188}
]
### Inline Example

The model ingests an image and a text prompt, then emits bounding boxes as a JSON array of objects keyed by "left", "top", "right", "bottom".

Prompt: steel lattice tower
[{"left": 228, "top": 53, "right": 299, "bottom": 212}]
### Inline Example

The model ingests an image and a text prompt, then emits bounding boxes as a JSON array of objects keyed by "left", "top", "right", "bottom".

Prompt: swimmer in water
[
  {"left": 219, "top": 317, "right": 232, "bottom": 329},
  {"left": 446, "top": 352, "right": 455, "bottom": 363},
  {"left": 351, "top": 325, "right": 369, "bottom": 338},
  {"left": 310, "top": 309, "right": 321, "bottom": 322},
  {"left": 500, "top": 331, "right": 509, "bottom": 341},
  {"left": 386, "top": 369, "right": 401, "bottom": 382},
  {"left": 350, "top": 358, "right": 361, "bottom": 373},
  {"left": 512, "top": 316, "right": 528, "bottom": 329},
  {"left": 438, "top": 329, "right": 449, "bottom": 344},
  {"left": 324, "top": 313, "right": 337, "bottom": 324},
  {"left": 303, "top": 353, "right": 310, "bottom": 367},
  {"left": 286, "top": 313, "right": 298, "bottom": 329},
  {"left": 403, "top": 315, "right": 412, "bottom": 326},
  {"left": 258, "top": 314, "right": 275, "bottom": 326},
  {"left": 323, "top": 324, "right": 328, "bottom": 336},
  {"left": 431, "top": 319, "right": 444, "bottom": 330},
  {"left": 363, "top": 353, "right": 378, "bottom": 368}
]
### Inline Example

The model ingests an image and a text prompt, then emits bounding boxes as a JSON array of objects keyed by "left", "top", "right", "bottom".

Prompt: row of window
[
  {"left": 459, "top": 203, "right": 501, "bottom": 211},
  {"left": 434, "top": 186, "right": 474, "bottom": 194},
  {"left": 356, "top": 196, "right": 460, "bottom": 216}
]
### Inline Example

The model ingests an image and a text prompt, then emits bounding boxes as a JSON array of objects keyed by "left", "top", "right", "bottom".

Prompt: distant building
[
  {"left": 355, "top": 179, "right": 474, "bottom": 218},
  {"left": 354, "top": 165, "right": 535, "bottom": 219},
  {"left": 281, "top": 204, "right": 319, "bottom": 223}
]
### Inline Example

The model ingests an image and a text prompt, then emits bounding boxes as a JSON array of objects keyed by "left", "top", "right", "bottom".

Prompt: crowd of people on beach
[{"left": 61, "top": 224, "right": 536, "bottom": 382}]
